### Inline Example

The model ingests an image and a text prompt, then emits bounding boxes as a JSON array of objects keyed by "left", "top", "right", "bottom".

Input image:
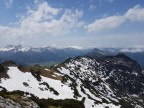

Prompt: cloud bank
[
  {"left": 0, "top": 1, "right": 144, "bottom": 47},
  {"left": 0, "top": 1, "right": 84, "bottom": 40},
  {"left": 87, "top": 5, "right": 144, "bottom": 32}
]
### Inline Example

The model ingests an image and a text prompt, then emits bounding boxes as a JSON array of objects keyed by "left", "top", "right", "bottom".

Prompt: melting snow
[
  {"left": 0, "top": 65, "right": 122, "bottom": 108},
  {"left": 0, "top": 67, "right": 74, "bottom": 99}
]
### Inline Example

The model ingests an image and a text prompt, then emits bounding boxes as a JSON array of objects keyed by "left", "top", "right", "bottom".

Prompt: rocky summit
[{"left": 0, "top": 53, "right": 144, "bottom": 108}]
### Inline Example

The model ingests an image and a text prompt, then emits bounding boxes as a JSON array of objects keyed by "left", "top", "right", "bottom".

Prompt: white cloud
[
  {"left": 87, "top": 15, "right": 125, "bottom": 32},
  {"left": 1, "top": 2, "right": 144, "bottom": 47},
  {"left": 87, "top": 5, "right": 144, "bottom": 32},
  {"left": 21, "top": 3, "right": 84, "bottom": 36},
  {"left": 125, "top": 5, "right": 144, "bottom": 22},
  {"left": 0, "top": 1, "right": 84, "bottom": 40},
  {"left": 89, "top": 4, "right": 96, "bottom": 11},
  {"left": 5, "top": 0, "right": 13, "bottom": 8},
  {"left": 120, "top": 48, "right": 144, "bottom": 53}
]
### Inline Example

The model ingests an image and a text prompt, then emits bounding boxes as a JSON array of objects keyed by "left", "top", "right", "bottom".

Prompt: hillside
[{"left": 0, "top": 53, "right": 144, "bottom": 108}]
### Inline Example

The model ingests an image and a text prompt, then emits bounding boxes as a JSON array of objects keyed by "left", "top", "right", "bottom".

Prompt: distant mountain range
[
  {"left": 0, "top": 53, "right": 144, "bottom": 107},
  {"left": 0, "top": 45, "right": 91, "bottom": 65},
  {"left": 87, "top": 48, "right": 144, "bottom": 68},
  {"left": 0, "top": 45, "right": 144, "bottom": 68}
]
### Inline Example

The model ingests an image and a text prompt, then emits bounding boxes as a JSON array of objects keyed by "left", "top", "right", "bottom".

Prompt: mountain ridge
[
  {"left": 0, "top": 45, "right": 91, "bottom": 65},
  {"left": 0, "top": 53, "right": 143, "bottom": 108},
  {"left": 0, "top": 44, "right": 144, "bottom": 68}
]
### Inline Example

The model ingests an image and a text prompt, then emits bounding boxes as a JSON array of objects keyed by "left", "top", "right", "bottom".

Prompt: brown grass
[
  {"left": 49, "top": 106, "right": 61, "bottom": 108},
  {"left": 18, "top": 65, "right": 63, "bottom": 81}
]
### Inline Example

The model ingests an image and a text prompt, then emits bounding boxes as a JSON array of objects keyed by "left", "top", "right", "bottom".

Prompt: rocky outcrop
[{"left": 0, "top": 96, "right": 39, "bottom": 108}]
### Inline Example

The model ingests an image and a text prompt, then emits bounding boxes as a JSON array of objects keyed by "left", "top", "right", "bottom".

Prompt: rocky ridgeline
[
  {"left": 0, "top": 53, "right": 143, "bottom": 108},
  {"left": 0, "top": 96, "right": 39, "bottom": 108},
  {"left": 54, "top": 53, "right": 144, "bottom": 108}
]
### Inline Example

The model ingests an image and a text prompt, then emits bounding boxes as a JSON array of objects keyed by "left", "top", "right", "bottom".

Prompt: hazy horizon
[{"left": 1, "top": 44, "right": 144, "bottom": 49}]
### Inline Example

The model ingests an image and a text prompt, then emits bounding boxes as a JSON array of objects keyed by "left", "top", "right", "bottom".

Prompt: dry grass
[
  {"left": 19, "top": 65, "right": 63, "bottom": 81},
  {"left": 49, "top": 106, "right": 61, "bottom": 108},
  {"left": 0, "top": 63, "right": 63, "bottom": 81},
  {"left": 7, "top": 94, "right": 22, "bottom": 102}
]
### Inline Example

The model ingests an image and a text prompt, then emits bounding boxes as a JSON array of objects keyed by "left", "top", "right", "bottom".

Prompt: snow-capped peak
[
  {"left": 16, "top": 45, "right": 30, "bottom": 52},
  {"left": 0, "top": 45, "right": 14, "bottom": 51},
  {"left": 0, "top": 44, "right": 30, "bottom": 52}
]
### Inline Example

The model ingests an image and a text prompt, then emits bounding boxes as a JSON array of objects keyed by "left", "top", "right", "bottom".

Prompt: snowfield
[
  {"left": 0, "top": 67, "right": 74, "bottom": 99},
  {"left": 0, "top": 66, "right": 121, "bottom": 108}
]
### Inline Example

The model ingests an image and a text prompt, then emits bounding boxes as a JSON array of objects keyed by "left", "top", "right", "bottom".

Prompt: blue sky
[{"left": 0, "top": 0, "right": 144, "bottom": 48}]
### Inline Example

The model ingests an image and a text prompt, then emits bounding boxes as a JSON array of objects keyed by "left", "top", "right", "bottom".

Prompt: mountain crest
[
  {"left": 0, "top": 44, "right": 30, "bottom": 52},
  {"left": 0, "top": 54, "right": 144, "bottom": 107},
  {"left": 1, "top": 60, "right": 18, "bottom": 67},
  {"left": 115, "top": 53, "right": 132, "bottom": 60}
]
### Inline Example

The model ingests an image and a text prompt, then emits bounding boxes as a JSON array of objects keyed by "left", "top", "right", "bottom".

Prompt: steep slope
[
  {"left": 87, "top": 48, "right": 144, "bottom": 69},
  {"left": 0, "top": 95, "right": 39, "bottom": 108},
  {"left": 124, "top": 52, "right": 144, "bottom": 69},
  {"left": 0, "top": 53, "right": 144, "bottom": 108},
  {"left": 87, "top": 48, "right": 115, "bottom": 58},
  {"left": 0, "top": 62, "right": 84, "bottom": 108},
  {"left": 53, "top": 53, "right": 144, "bottom": 108}
]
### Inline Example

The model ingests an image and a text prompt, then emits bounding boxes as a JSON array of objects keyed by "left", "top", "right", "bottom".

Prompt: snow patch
[{"left": 0, "top": 67, "right": 74, "bottom": 99}]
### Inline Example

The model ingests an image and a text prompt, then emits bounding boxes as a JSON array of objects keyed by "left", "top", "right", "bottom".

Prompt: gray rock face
[{"left": 0, "top": 96, "right": 39, "bottom": 108}]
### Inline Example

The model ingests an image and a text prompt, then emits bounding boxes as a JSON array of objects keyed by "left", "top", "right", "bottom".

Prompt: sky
[{"left": 0, "top": 0, "right": 144, "bottom": 48}]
